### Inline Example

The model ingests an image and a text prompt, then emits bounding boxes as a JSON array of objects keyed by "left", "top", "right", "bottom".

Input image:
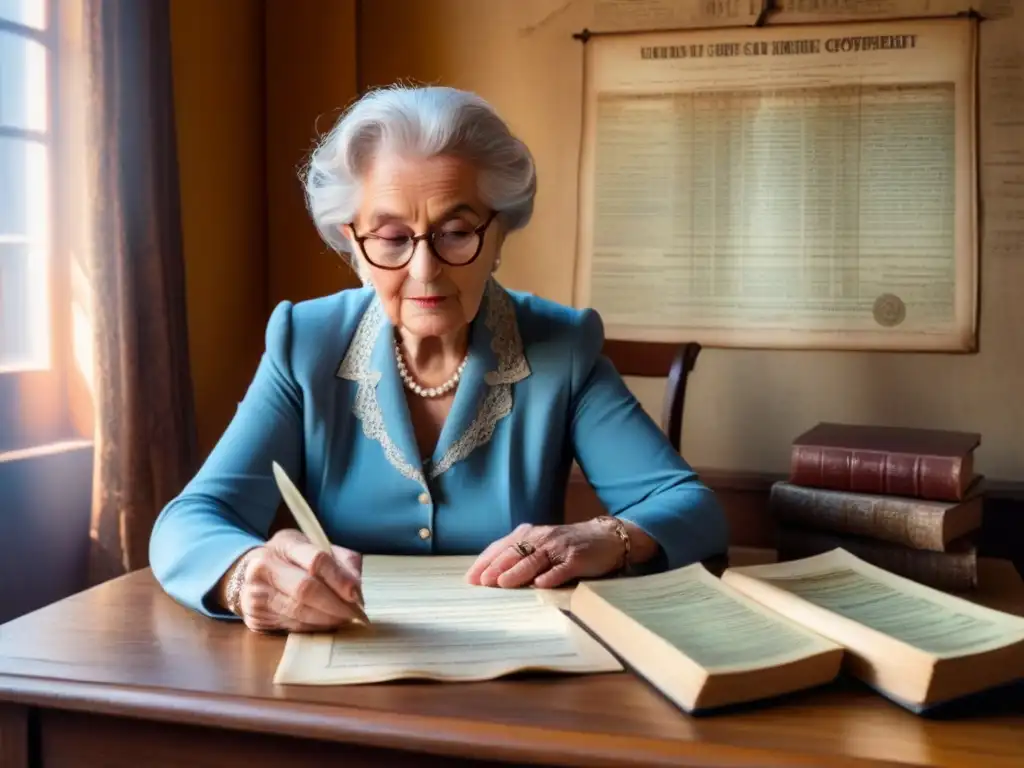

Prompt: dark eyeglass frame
[{"left": 348, "top": 211, "right": 499, "bottom": 270}]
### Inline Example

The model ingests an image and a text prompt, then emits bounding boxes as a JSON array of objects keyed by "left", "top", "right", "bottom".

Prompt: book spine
[
  {"left": 777, "top": 527, "right": 977, "bottom": 592},
  {"left": 769, "top": 483, "right": 948, "bottom": 551},
  {"left": 789, "top": 446, "right": 965, "bottom": 502}
]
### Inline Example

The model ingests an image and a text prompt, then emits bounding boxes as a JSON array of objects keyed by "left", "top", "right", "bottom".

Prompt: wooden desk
[{"left": 1, "top": 561, "right": 1022, "bottom": 768}]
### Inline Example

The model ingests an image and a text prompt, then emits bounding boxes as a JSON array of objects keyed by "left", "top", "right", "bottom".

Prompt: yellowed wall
[
  {"left": 359, "top": 0, "right": 1024, "bottom": 479},
  {"left": 170, "top": 0, "right": 268, "bottom": 455},
  {"left": 266, "top": 0, "right": 361, "bottom": 309},
  {"left": 170, "top": 0, "right": 362, "bottom": 455}
]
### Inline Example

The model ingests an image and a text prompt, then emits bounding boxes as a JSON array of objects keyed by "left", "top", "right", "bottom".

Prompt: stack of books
[{"left": 769, "top": 422, "right": 984, "bottom": 592}]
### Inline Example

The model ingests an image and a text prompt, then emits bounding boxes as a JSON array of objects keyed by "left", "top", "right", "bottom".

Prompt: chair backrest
[{"left": 601, "top": 340, "right": 702, "bottom": 452}]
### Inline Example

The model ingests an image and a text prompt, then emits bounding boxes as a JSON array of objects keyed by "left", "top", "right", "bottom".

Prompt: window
[{"left": 0, "top": 0, "right": 72, "bottom": 453}]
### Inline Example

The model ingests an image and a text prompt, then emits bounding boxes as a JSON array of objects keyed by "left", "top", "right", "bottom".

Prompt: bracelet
[
  {"left": 225, "top": 548, "right": 259, "bottom": 616},
  {"left": 593, "top": 515, "right": 631, "bottom": 575}
]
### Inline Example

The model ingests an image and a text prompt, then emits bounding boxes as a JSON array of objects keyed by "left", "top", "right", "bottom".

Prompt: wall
[
  {"left": 170, "top": 0, "right": 269, "bottom": 456},
  {"left": 0, "top": 443, "right": 92, "bottom": 624},
  {"left": 172, "top": 0, "right": 361, "bottom": 451},
  {"left": 358, "top": 0, "right": 1024, "bottom": 481},
  {"left": 266, "top": 0, "right": 361, "bottom": 309}
]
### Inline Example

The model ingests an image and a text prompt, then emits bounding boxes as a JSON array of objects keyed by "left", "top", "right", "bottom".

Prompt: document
[
  {"left": 979, "top": 4, "right": 1024, "bottom": 260},
  {"left": 589, "top": 0, "right": 760, "bottom": 32},
  {"left": 769, "top": 0, "right": 970, "bottom": 24},
  {"left": 575, "top": 18, "right": 978, "bottom": 351},
  {"left": 273, "top": 556, "right": 622, "bottom": 685},
  {"left": 587, "top": 0, "right": 1000, "bottom": 33}
]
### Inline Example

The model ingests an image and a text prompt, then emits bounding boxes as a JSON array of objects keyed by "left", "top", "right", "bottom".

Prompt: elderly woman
[{"left": 149, "top": 85, "right": 727, "bottom": 633}]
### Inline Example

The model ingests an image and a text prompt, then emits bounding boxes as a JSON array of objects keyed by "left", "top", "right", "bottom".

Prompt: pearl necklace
[{"left": 394, "top": 342, "right": 468, "bottom": 398}]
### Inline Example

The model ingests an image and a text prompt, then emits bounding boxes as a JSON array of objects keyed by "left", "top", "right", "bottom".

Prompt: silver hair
[{"left": 302, "top": 84, "right": 537, "bottom": 263}]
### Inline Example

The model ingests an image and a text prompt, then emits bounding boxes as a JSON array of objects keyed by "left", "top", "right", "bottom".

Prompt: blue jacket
[{"left": 149, "top": 279, "right": 728, "bottom": 617}]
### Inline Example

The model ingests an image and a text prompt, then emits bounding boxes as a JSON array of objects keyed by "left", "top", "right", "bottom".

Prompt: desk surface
[{"left": 0, "top": 558, "right": 1022, "bottom": 768}]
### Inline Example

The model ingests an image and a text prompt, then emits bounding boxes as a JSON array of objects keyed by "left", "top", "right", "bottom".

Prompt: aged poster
[
  {"left": 589, "top": 0, "right": 760, "bottom": 31},
  {"left": 586, "top": 0, "right": 977, "bottom": 33},
  {"left": 978, "top": 4, "right": 1024, "bottom": 261},
  {"left": 575, "top": 18, "right": 978, "bottom": 350},
  {"left": 768, "top": 0, "right": 972, "bottom": 24}
]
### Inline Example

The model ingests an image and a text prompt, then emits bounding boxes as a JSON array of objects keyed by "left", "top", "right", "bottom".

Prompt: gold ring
[{"left": 514, "top": 541, "right": 535, "bottom": 557}]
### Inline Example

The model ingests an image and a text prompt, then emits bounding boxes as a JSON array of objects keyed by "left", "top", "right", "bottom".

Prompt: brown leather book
[
  {"left": 768, "top": 481, "right": 983, "bottom": 552},
  {"left": 776, "top": 526, "right": 978, "bottom": 592},
  {"left": 790, "top": 423, "right": 980, "bottom": 502}
]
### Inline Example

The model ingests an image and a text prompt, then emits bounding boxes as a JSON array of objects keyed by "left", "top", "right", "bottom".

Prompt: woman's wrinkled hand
[
  {"left": 230, "top": 529, "right": 365, "bottom": 633},
  {"left": 465, "top": 520, "right": 629, "bottom": 589}
]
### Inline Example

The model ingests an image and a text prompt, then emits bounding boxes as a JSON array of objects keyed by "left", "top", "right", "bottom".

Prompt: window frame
[{"left": 0, "top": 0, "right": 82, "bottom": 454}]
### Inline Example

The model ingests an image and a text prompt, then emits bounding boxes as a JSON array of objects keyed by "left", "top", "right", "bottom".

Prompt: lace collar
[{"left": 336, "top": 279, "right": 531, "bottom": 488}]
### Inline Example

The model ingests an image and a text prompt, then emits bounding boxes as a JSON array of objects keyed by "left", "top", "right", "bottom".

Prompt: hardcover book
[{"left": 790, "top": 423, "right": 980, "bottom": 502}]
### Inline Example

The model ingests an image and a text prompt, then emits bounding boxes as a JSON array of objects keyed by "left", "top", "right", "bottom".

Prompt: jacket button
[
  {"left": 418, "top": 492, "right": 431, "bottom": 504},
  {"left": 418, "top": 527, "right": 431, "bottom": 540}
]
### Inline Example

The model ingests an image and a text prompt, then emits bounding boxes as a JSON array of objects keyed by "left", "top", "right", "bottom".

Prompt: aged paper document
[
  {"left": 575, "top": 18, "right": 978, "bottom": 350},
  {"left": 586, "top": 0, "right": 977, "bottom": 33},
  {"left": 979, "top": 4, "right": 1024, "bottom": 260},
  {"left": 589, "top": 0, "right": 760, "bottom": 32},
  {"left": 273, "top": 556, "right": 622, "bottom": 685},
  {"left": 769, "top": 0, "right": 972, "bottom": 24}
]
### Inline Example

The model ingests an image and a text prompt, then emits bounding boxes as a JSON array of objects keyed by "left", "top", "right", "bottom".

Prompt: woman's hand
[
  {"left": 224, "top": 529, "right": 365, "bottom": 633},
  {"left": 466, "top": 518, "right": 650, "bottom": 589}
]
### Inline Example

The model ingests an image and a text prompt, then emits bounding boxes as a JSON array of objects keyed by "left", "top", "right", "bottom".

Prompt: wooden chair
[{"left": 601, "top": 339, "right": 703, "bottom": 452}]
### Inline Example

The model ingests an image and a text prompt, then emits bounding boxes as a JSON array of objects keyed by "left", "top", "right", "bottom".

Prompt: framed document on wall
[{"left": 573, "top": 17, "right": 979, "bottom": 352}]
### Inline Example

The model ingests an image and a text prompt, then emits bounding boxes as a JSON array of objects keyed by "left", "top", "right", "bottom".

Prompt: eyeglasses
[{"left": 349, "top": 211, "right": 498, "bottom": 270}]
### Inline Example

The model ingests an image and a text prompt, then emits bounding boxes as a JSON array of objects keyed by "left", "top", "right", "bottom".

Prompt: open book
[
  {"left": 273, "top": 550, "right": 1024, "bottom": 715},
  {"left": 721, "top": 549, "right": 1024, "bottom": 713}
]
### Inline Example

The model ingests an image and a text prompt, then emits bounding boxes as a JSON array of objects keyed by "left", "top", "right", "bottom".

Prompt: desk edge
[{"left": 0, "top": 673, "right": 904, "bottom": 768}]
